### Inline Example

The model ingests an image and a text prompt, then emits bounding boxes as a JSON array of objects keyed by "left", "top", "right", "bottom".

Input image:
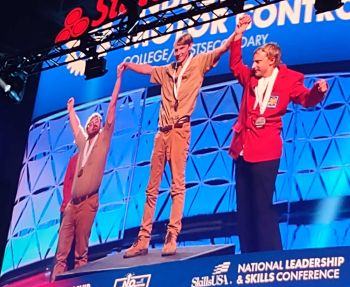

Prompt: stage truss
[{"left": 0, "top": 0, "right": 285, "bottom": 76}]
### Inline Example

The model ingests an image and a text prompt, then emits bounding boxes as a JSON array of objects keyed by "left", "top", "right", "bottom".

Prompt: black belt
[
  {"left": 159, "top": 116, "right": 190, "bottom": 132},
  {"left": 71, "top": 191, "right": 98, "bottom": 205}
]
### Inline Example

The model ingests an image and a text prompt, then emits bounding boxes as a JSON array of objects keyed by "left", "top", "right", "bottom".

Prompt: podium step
[{"left": 58, "top": 244, "right": 235, "bottom": 279}]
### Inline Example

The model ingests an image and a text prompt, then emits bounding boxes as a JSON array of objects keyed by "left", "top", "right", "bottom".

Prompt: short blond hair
[
  {"left": 254, "top": 42, "right": 281, "bottom": 67},
  {"left": 175, "top": 33, "right": 193, "bottom": 46}
]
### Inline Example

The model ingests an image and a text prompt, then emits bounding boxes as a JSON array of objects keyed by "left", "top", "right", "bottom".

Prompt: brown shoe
[
  {"left": 123, "top": 236, "right": 150, "bottom": 258},
  {"left": 161, "top": 232, "right": 177, "bottom": 256}
]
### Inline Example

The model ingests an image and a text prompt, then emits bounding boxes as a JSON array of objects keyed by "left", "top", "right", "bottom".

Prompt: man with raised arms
[
  {"left": 121, "top": 29, "right": 237, "bottom": 258},
  {"left": 229, "top": 14, "right": 328, "bottom": 253},
  {"left": 51, "top": 65, "right": 125, "bottom": 280}
]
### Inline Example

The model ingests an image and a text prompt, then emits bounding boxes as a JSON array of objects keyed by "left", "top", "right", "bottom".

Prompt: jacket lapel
[{"left": 271, "top": 64, "right": 288, "bottom": 92}]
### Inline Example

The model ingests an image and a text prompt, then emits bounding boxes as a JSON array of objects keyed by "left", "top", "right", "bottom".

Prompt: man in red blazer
[
  {"left": 229, "top": 15, "right": 328, "bottom": 253},
  {"left": 60, "top": 153, "right": 78, "bottom": 215}
]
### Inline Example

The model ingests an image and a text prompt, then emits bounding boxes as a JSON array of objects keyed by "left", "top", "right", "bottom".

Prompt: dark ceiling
[{"left": 0, "top": 0, "right": 105, "bottom": 57}]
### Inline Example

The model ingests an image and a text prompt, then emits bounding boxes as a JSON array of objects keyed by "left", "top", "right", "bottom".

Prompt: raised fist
[
  {"left": 236, "top": 14, "right": 252, "bottom": 34},
  {"left": 315, "top": 79, "right": 328, "bottom": 93},
  {"left": 67, "top": 97, "right": 75, "bottom": 111}
]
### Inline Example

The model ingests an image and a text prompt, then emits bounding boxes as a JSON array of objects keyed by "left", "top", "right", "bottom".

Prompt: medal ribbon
[
  {"left": 80, "top": 133, "right": 99, "bottom": 170},
  {"left": 254, "top": 67, "right": 279, "bottom": 115},
  {"left": 173, "top": 53, "right": 193, "bottom": 101}
]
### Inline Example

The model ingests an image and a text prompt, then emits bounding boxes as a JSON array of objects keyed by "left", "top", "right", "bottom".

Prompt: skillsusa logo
[
  {"left": 113, "top": 273, "right": 152, "bottom": 287},
  {"left": 191, "top": 262, "right": 232, "bottom": 287},
  {"left": 55, "top": 0, "right": 158, "bottom": 44}
]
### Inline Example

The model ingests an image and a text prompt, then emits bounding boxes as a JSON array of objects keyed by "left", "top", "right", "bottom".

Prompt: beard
[{"left": 88, "top": 128, "right": 100, "bottom": 139}]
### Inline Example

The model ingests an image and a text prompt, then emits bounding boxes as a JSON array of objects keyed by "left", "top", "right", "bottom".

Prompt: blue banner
[{"left": 33, "top": 0, "right": 350, "bottom": 119}]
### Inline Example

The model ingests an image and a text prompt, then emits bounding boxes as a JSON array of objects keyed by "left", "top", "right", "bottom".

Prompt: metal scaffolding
[{"left": 0, "top": 0, "right": 285, "bottom": 76}]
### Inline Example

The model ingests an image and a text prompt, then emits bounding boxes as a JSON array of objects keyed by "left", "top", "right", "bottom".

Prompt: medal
[
  {"left": 255, "top": 116, "right": 266, "bottom": 128},
  {"left": 77, "top": 168, "right": 83, "bottom": 177},
  {"left": 78, "top": 133, "right": 99, "bottom": 179}
]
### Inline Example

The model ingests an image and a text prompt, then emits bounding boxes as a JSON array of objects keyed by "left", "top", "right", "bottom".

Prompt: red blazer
[
  {"left": 60, "top": 153, "right": 78, "bottom": 212},
  {"left": 229, "top": 39, "right": 325, "bottom": 163}
]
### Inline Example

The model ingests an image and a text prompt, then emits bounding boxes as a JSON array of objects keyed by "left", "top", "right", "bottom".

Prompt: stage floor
[{"left": 58, "top": 244, "right": 235, "bottom": 280}]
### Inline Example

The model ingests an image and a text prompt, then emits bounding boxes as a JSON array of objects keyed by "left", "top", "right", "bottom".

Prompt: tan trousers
[
  {"left": 139, "top": 122, "right": 190, "bottom": 238},
  {"left": 51, "top": 193, "right": 98, "bottom": 281}
]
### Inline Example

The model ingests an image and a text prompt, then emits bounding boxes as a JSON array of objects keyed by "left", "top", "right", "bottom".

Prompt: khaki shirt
[
  {"left": 71, "top": 120, "right": 114, "bottom": 199},
  {"left": 150, "top": 50, "right": 220, "bottom": 127}
]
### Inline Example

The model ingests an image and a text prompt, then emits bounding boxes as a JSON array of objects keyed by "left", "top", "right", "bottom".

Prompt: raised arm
[
  {"left": 213, "top": 14, "right": 251, "bottom": 61},
  {"left": 213, "top": 31, "right": 236, "bottom": 61},
  {"left": 291, "top": 77, "right": 328, "bottom": 107},
  {"left": 120, "top": 62, "right": 153, "bottom": 75},
  {"left": 230, "top": 15, "right": 252, "bottom": 85},
  {"left": 67, "top": 98, "right": 87, "bottom": 148},
  {"left": 106, "top": 64, "right": 124, "bottom": 126},
  {"left": 232, "top": 14, "right": 251, "bottom": 42},
  {"left": 67, "top": 97, "right": 81, "bottom": 138}
]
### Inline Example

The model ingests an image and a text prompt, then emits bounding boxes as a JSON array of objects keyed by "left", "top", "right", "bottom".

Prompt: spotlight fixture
[
  {"left": 8, "top": 71, "right": 28, "bottom": 103},
  {"left": 315, "top": 0, "right": 344, "bottom": 14},
  {"left": 0, "top": 77, "right": 11, "bottom": 93},
  {"left": 80, "top": 34, "right": 108, "bottom": 80},
  {"left": 0, "top": 70, "right": 28, "bottom": 103},
  {"left": 84, "top": 57, "right": 107, "bottom": 80}
]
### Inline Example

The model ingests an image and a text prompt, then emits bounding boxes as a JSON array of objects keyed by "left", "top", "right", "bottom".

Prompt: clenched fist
[
  {"left": 67, "top": 97, "right": 75, "bottom": 111},
  {"left": 315, "top": 79, "right": 328, "bottom": 93}
]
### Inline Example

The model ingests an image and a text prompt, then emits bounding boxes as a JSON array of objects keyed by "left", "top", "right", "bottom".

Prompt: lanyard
[
  {"left": 254, "top": 67, "right": 279, "bottom": 115},
  {"left": 173, "top": 53, "right": 193, "bottom": 100},
  {"left": 81, "top": 133, "right": 99, "bottom": 168}
]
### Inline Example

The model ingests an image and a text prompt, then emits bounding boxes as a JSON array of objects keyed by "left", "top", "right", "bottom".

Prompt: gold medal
[
  {"left": 255, "top": 116, "right": 266, "bottom": 128},
  {"left": 77, "top": 168, "right": 84, "bottom": 177}
]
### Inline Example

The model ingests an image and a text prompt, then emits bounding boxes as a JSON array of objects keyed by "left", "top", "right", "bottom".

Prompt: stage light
[
  {"left": 2, "top": 70, "right": 28, "bottom": 103},
  {"left": 315, "top": 0, "right": 344, "bottom": 14},
  {"left": 84, "top": 57, "right": 107, "bottom": 80},
  {"left": 0, "top": 77, "right": 11, "bottom": 93},
  {"left": 79, "top": 34, "right": 108, "bottom": 80}
]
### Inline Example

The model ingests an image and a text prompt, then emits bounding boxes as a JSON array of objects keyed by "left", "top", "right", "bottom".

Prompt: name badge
[{"left": 267, "top": 95, "right": 279, "bottom": 108}]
